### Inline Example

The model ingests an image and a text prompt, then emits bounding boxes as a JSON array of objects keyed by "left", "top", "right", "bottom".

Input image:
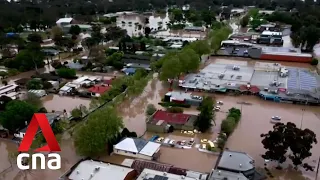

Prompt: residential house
[
  {"left": 113, "top": 137, "right": 161, "bottom": 160},
  {"left": 56, "top": 18, "right": 74, "bottom": 27},
  {"left": 62, "top": 24, "right": 92, "bottom": 33},
  {"left": 147, "top": 110, "right": 197, "bottom": 133},
  {"left": 88, "top": 85, "right": 111, "bottom": 96},
  {"left": 209, "top": 150, "right": 266, "bottom": 180},
  {"left": 14, "top": 112, "right": 61, "bottom": 139},
  {"left": 0, "top": 84, "right": 20, "bottom": 99},
  {"left": 164, "top": 91, "right": 203, "bottom": 106},
  {"left": 59, "top": 159, "right": 137, "bottom": 180}
]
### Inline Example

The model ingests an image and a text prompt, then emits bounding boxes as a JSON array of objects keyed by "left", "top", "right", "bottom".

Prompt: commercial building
[
  {"left": 56, "top": 18, "right": 74, "bottom": 27},
  {"left": 59, "top": 159, "right": 137, "bottom": 180},
  {"left": 122, "top": 159, "right": 208, "bottom": 179},
  {"left": 113, "top": 138, "right": 161, "bottom": 160},
  {"left": 256, "top": 31, "right": 283, "bottom": 46},
  {"left": 137, "top": 169, "right": 198, "bottom": 180},
  {"left": 180, "top": 62, "right": 320, "bottom": 105},
  {"left": 164, "top": 91, "right": 203, "bottom": 106},
  {"left": 209, "top": 150, "right": 266, "bottom": 180},
  {"left": 147, "top": 110, "right": 197, "bottom": 133}
]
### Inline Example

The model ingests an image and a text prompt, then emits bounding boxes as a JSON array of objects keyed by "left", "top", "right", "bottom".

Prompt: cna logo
[{"left": 17, "top": 113, "right": 61, "bottom": 170}]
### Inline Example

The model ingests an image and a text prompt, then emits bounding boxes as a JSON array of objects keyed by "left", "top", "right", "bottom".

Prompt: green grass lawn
[{"left": 19, "top": 31, "right": 49, "bottom": 40}]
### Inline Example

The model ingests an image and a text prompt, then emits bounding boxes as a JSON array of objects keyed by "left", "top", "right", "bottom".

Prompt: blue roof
[
  {"left": 123, "top": 68, "right": 136, "bottom": 74},
  {"left": 66, "top": 62, "right": 85, "bottom": 70}
]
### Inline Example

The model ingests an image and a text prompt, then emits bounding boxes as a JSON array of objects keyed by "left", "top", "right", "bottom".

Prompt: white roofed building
[
  {"left": 56, "top": 18, "right": 74, "bottom": 27},
  {"left": 59, "top": 159, "right": 137, "bottom": 180},
  {"left": 113, "top": 137, "right": 161, "bottom": 160}
]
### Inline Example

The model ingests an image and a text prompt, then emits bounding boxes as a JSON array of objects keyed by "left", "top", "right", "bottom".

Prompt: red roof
[
  {"left": 152, "top": 110, "right": 191, "bottom": 125},
  {"left": 239, "top": 85, "right": 260, "bottom": 93},
  {"left": 88, "top": 85, "right": 111, "bottom": 94},
  {"left": 103, "top": 79, "right": 113, "bottom": 85}
]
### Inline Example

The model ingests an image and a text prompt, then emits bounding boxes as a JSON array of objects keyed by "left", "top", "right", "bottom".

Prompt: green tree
[
  {"left": 105, "top": 52, "right": 124, "bottom": 70},
  {"left": 24, "top": 92, "right": 43, "bottom": 109},
  {"left": 240, "top": 15, "right": 249, "bottom": 27},
  {"left": 221, "top": 118, "right": 236, "bottom": 136},
  {"left": 261, "top": 122, "right": 317, "bottom": 170},
  {"left": 26, "top": 79, "right": 43, "bottom": 90},
  {"left": 146, "top": 104, "right": 156, "bottom": 116},
  {"left": 69, "top": 25, "right": 81, "bottom": 35},
  {"left": 71, "top": 107, "right": 83, "bottom": 119},
  {"left": 57, "top": 68, "right": 76, "bottom": 79},
  {"left": 187, "top": 40, "right": 210, "bottom": 57},
  {"left": 27, "top": 33, "right": 43, "bottom": 43},
  {"left": 159, "top": 55, "right": 181, "bottom": 81},
  {"left": 171, "top": 8, "right": 184, "bottom": 22},
  {"left": 74, "top": 106, "right": 123, "bottom": 156},
  {"left": 194, "top": 96, "right": 214, "bottom": 132},
  {"left": 311, "top": 58, "right": 319, "bottom": 65},
  {"left": 178, "top": 48, "right": 200, "bottom": 73},
  {"left": 5, "top": 46, "right": 44, "bottom": 71},
  {"left": 0, "top": 100, "right": 37, "bottom": 132}
]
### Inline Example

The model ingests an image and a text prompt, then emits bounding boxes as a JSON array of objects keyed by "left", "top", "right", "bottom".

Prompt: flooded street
[{"left": 1, "top": 57, "right": 320, "bottom": 179}]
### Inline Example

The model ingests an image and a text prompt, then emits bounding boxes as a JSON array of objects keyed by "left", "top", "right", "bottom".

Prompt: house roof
[
  {"left": 88, "top": 85, "right": 111, "bottom": 94},
  {"left": 0, "top": 84, "right": 18, "bottom": 95},
  {"left": 20, "top": 113, "right": 60, "bottom": 133},
  {"left": 67, "top": 160, "right": 134, "bottom": 180},
  {"left": 152, "top": 110, "right": 191, "bottom": 125},
  {"left": 218, "top": 150, "right": 255, "bottom": 172},
  {"left": 114, "top": 138, "right": 160, "bottom": 156},
  {"left": 137, "top": 169, "right": 196, "bottom": 180},
  {"left": 56, "top": 18, "right": 73, "bottom": 24}
]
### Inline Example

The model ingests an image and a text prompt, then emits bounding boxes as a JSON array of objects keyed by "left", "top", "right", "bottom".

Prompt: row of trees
[
  {"left": 74, "top": 69, "right": 149, "bottom": 156},
  {"left": 265, "top": 8, "right": 320, "bottom": 51},
  {"left": 156, "top": 40, "right": 210, "bottom": 81},
  {"left": 209, "top": 23, "right": 233, "bottom": 53}
]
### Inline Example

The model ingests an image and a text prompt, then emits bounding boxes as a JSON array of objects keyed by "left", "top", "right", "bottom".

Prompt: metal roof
[
  {"left": 67, "top": 160, "right": 134, "bottom": 180},
  {"left": 218, "top": 150, "right": 254, "bottom": 172},
  {"left": 114, "top": 138, "right": 160, "bottom": 156}
]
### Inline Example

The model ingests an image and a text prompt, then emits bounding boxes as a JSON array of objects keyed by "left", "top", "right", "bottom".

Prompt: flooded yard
[{"left": 42, "top": 94, "right": 91, "bottom": 112}]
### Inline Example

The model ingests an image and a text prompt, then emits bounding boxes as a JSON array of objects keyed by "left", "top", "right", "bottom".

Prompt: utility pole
[
  {"left": 316, "top": 156, "right": 320, "bottom": 180},
  {"left": 300, "top": 109, "right": 305, "bottom": 129}
]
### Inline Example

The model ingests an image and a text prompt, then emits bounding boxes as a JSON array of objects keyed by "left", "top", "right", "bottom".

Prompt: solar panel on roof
[{"left": 153, "top": 175, "right": 169, "bottom": 180}]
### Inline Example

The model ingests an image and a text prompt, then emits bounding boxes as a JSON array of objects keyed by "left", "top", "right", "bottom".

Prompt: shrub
[
  {"left": 166, "top": 107, "right": 184, "bottom": 113},
  {"left": 158, "top": 102, "right": 191, "bottom": 108},
  {"left": 42, "top": 81, "right": 53, "bottom": 89},
  {"left": 217, "top": 133, "right": 227, "bottom": 149},
  {"left": 221, "top": 118, "right": 236, "bottom": 136},
  {"left": 57, "top": 68, "right": 76, "bottom": 79},
  {"left": 311, "top": 58, "right": 319, "bottom": 65},
  {"left": 146, "top": 104, "right": 157, "bottom": 116}
]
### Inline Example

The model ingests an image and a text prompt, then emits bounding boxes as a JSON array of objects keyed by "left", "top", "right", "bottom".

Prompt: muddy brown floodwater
[
  {"left": 0, "top": 133, "right": 81, "bottom": 180},
  {"left": 42, "top": 94, "right": 91, "bottom": 112}
]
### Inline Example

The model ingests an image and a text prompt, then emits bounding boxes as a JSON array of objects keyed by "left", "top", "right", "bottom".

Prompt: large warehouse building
[{"left": 180, "top": 62, "right": 320, "bottom": 105}]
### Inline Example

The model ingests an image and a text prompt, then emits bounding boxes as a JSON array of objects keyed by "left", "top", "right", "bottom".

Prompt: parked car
[
  {"left": 271, "top": 116, "right": 281, "bottom": 120},
  {"left": 217, "top": 101, "right": 223, "bottom": 105}
]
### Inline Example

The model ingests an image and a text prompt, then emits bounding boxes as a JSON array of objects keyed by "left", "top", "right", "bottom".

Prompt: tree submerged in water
[{"left": 261, "top": 122, "right": 317, "bottom": 171}]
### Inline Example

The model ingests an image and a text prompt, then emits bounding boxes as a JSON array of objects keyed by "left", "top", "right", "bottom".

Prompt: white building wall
[{"left": 113, "top": 149, "right": 153, "bottom": 160}]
